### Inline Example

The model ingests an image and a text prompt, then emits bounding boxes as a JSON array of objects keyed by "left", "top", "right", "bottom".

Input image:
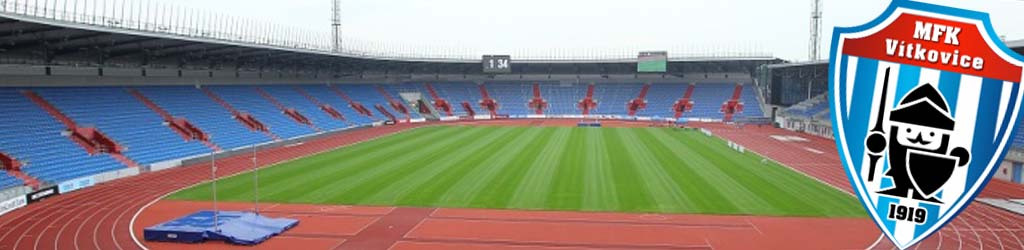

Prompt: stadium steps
[
  {"left": 1, "top": 152, "right": 39, "bottom": 188},
  {"left": 673, "top": 84, "right": 696, "bottom": 119},
  {"left": 128, "top": 89, "right": 222, "bottom": 151},
  {"left": 578, "top": 84, "right": 597, "bottom": 115},
  {"left": 293, "top": 87, "right": 353, "bottom": 125},
  {"left": 199, "top": 87, "right": 280, "bottom": 141},
  {"left": 424, "top": 83, "right": 454, "bottom": 116},
  {"left": 375, "top": 85, "right": 412, "bottom": 122},
  {"left": 431, "top": 82, "right": 481, "bottom": 116},
  {"left": 254, "top": 87, "right": 321, "bottom": 132},
  {"left": 0, "top": 151, "right": 20, "bottom": 171},
  {"left": 262, "top": 86, "right": 351, "bottom": 131},
  {"left": 298, "top": 85, "right": 374, "bottom": 126},
  {"left": 374, "top": 104, "right": 398, "bottom": 122},
  {"left": 5, "top": 169, "right": 39, "bottom": 189},
  {"left": 462, "top": 101, "right": 476, "bottom": 116},
  {"left": 478, "top": 84, "right": 498, "bottom": 116},
  {"left": 721, "top": 84, "right": 745, "bottom": 122},
  {"left": 529, "top": 83, "right": 547, "bottom": 115},
  {"left": 328, "top": 85, "right": 375, "bottom": 118},
  {"left": 627, "top": 84, "right": 651, "bottom": 116},
  {"left": 22, "top": 90, "right": 140, "bottom": 168}
]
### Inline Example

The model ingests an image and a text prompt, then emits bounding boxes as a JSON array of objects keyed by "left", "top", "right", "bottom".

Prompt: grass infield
[{"left": 168, "top": 126, "right": 865, "bottom": 217}]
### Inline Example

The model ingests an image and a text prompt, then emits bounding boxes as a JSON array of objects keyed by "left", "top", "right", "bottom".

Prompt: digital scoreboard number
[{"left": 482, "top": 55, "right": 512, "bottom": 73}]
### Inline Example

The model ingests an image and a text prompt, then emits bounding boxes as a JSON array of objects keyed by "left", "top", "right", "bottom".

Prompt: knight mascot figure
[{"left": 865, "top": 84, "right": 970, "bottom": 204}]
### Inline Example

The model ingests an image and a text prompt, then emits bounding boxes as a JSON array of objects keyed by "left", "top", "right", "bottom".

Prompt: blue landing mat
[{"left": 144, "top": 210, "right": 298, "bottom": 245}]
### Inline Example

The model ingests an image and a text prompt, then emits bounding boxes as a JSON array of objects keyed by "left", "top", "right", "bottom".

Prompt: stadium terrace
[{"left": 0, "top": 1, "right": 1021, "bottom": 250}]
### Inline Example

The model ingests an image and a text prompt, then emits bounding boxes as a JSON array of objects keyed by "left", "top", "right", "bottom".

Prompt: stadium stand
[
  {"left": 1016, "top": 125, "right": 1024, "bottom": 147},
  {"left": 259, "top": 86, "right": 350, "bottom": 131},
  {"left": 376, "top": 84, "right": 423, "bottom": 120},
  {"left": 0, "top": 89, "right": 124, "bottom": 183},
  {"left": 782, "top": 93, "right": 829, "bottom": 119},
  {"left": 636, "top": 83, "right": 689, "bottom": 118},
  {"left": 691, "top": 84, "right": 738, "bottom": 120},
  {"left": 734, "top": 86, "right": 765, "bottom": 118},
  {"left": 429, "top": 83, "right": 483, "bottom": 116},
  {"left": 336, "top": 84, "right": 405, "bottom": 120},
  {"left": 0, "top": 82, "right": 767, "bottom": 188},
  {"left": 591, "top": 83, "right": 644, "bottom": 116},
  {"left": 298, "top": 85, "right": 378, "bottom": 125},
  {"left": 206, "top": 86, "right": 317, "bottom": 139},
  {"left": 137, "top": 86, "right": 272, "bottom": 150},
  {"left": 0, "top": 173, "right": 19, "bottom": 190},
  {"left": 540, "top": 82, "right": 587, "bottom": 115},
  {"left": 33, "top": 87, "right": 212, "bottom": 165},
  {"left": 485, "top": 83, "right": 531, "bottom": 115}
]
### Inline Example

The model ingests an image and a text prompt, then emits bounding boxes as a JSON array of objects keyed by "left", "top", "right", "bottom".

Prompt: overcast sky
[{"left": 125, "top": 0, "right": 1024, "bottom": 61}]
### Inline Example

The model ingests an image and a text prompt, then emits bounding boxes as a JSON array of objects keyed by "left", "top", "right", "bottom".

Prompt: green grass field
[{"left": 168, "top": 126, "right": 865, "bottom": 217}]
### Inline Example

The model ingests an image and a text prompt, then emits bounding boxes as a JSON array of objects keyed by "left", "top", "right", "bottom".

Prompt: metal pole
[
  {"left": 211, "top": 151, "right": 219, "bottom": 232},
  {"left": 252, "top": 144, "right": 259, "bottom": 215}
]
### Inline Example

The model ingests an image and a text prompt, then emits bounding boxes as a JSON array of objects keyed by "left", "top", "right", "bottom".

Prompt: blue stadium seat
[
  {"left": 690, "top": 84, "right": 736, "bottom": 120},
  {"left": 377, "top": 84, "right": 423, "bottom": 119},
  {"left": 539, "top": 82, "right": 587, "bottom": 115},
  {"left": 34, "top": 87, "right": 211, "bottom": 165},
  {"left": 137, "top": 86, "right": 271, "bottom": 150},
  {"left": 0, "top": 172, "right": 21, "bottom": 190},
  {"left": 0, "top": 82, "right": 773, "bottom": 186},
  {"left": 485, "top": 83, "right": 531, "bottom": 115},
  {"left": 735, "top": 86, "right": 766, "bottom": 118},
  {"left": 206, "top": 86, "right": 317, "bottom": 139},
  {"left": 336, "top": 84, "right": 407, "bottom": 120},
  {"left": 636, "top": 83, "right": 688, "bottom": 119},
  {"left": 259, "top": 86, "right": 350, "bottom": 131},
  {"left": 297, "top": 85, "right": 377, "bottom": 126},
  {"left": 0, "top": 88, "right": 123, "bottom": 183},
  {"left": 590, "top": 83, "right": 644, "bottom": 116},
  {"left": 436, "top": 83, "right": 483, "bottom": 116}
]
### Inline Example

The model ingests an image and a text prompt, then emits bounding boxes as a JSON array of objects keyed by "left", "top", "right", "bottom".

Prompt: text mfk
[{"left": 914, "top": 21, "right": 961, "bottom": 45}]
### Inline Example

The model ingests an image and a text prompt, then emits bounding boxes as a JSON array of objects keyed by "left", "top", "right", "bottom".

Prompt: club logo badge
[{"left": 829, "top": 0, "right": 1024, "bottom": 248}]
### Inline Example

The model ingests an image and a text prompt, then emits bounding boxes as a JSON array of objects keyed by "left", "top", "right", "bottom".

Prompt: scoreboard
[
  {"left": 637, "top": 51, "right": 668, "bottom": 73},
  {"left": 482, "top": 55, "right": 512, "bottom": 73}
]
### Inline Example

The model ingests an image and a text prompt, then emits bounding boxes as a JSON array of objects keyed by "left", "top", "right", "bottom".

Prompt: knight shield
[{"left": 829, "top": 1, "right": 1024, "bottom": 249}]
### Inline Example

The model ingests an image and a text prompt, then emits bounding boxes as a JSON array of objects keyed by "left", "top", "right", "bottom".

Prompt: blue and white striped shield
[{"left": 829, "top": 1, "right": 1024, "bottom": 249}]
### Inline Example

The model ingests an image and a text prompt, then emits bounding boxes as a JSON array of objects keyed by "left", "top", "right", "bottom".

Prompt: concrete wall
[
  {"left": 994, "top": 161, "right": 1013, "bottom": 182},
  {"left": 0, "top": 64, "right": 754, "bottom": 86}
]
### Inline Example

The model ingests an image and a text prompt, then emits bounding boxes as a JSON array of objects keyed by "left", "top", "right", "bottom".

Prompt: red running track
[
  {"left": 693, "top": 122, "right": 1024, "bottom": 250},
  {"left": 0, "top": 124, "right": 423, "bottom": 250},
  {"left": 135, "top": 200, "right": 879, "bottom": 250}
]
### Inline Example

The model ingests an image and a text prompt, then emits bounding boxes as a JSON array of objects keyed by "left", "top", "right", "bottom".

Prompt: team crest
[{"left": 829, "top": 0, "right": 1024, "bottom": 248}]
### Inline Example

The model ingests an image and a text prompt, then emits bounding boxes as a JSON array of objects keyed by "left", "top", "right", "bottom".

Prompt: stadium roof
[{"left": 0, "top": 9, "right": 779, "bottom": 79}]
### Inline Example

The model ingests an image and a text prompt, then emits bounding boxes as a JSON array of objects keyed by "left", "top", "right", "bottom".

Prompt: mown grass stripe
[
  {"left": 372, "top": 128, "right": 524, "bottom": 205},
  {"left": 580, "top": 128, "right": 619, "bottom": 211},
  {"left": 641, "top": 128, "right": 765, "bottom": 214},
  {"left": 602, "top": 128, "right": 657, "bottom": 212},
  {"left": 666, "top": 129, "right": 863, "bottom": 217},
  {"left": 468, "top": 128, "right": 557, "bottom": 208},
  {"left": 316, "top": 127, "right": 495, "bottom": 204},
  {"left": 547, "top": 128, "right": 588, "bottom": 210},
  {"left": 432, "top": 128, "right": 546, "bottom": 207},
  {"left": 168, "top": 126, "right": 865, "bottom": 218},
  {"left": 612, "top": 128, "right": 695, "bottom": 212},
  {"left": 257, "top": 127, "right": 456, "bottom": 201},
  {"left": 167, "top": 126, "right": 447, "bottom": 201},
  {"left": 506, "top": 128, "right": 572, "bottom": 209}
]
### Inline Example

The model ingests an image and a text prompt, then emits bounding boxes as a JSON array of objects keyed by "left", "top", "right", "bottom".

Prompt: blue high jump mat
[{"left": 144, "top": 210, "right": 298, "bottom": 245}]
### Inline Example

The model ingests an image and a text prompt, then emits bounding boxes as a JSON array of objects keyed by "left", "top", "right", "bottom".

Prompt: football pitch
[{"left": 168, "top": 126, "right": 865, "bottom": 217}]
